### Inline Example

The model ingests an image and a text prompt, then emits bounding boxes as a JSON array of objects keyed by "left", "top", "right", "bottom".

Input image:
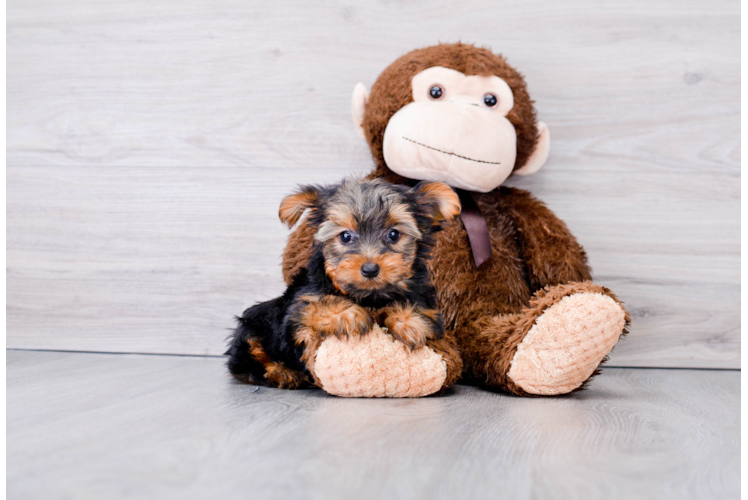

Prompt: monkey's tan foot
[
  {"left": 507, "top": 289, "right": 628, "bottom": 395},
  {"left": 312, "top": 325, "right": 448, "bottom": 398}
]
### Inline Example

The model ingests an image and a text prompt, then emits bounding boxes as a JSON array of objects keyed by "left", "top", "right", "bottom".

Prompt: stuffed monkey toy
[{"left": 281, "top": 43, "right": 630, "bottom": 397}]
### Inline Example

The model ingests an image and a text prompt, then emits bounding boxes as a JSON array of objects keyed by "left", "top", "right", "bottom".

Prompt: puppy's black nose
[{"left": 361, "top": 263, "right": 380, "bottom": 278}]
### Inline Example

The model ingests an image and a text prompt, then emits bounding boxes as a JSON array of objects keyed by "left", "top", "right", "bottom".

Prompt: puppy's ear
[
  {"left": 413, "top": 181, "right": 461, "bottom": 221},
  {"left": 279, "top": 185, "right": 321, "bottom": 228}
]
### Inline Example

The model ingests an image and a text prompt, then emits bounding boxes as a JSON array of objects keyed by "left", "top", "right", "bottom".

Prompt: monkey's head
[{"left": 352, "top": 43, "right": 550, "bottom": 193}]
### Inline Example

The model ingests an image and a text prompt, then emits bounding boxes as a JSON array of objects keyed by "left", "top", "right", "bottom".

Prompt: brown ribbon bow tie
[{"left": 456, "top": 189, "right": 492, "bottom": 268}]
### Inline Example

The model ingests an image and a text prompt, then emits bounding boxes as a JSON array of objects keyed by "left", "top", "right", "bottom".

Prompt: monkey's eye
[
  {"left": 429, "top": 85, "right": 444, "bottom": 100},
  {"left": 339, "top": 231, "right": 354, "bottom": 245},
  {"left": 386, "top": 229, "right": 401, "bottom": 243},
  {"left": 483, "top": 93, "right": 498, "bottom": 108}
]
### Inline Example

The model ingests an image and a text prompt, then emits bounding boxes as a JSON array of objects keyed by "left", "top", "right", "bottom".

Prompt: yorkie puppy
[{"left": 226, "top": 177, "right": 461, "bottom": 389}]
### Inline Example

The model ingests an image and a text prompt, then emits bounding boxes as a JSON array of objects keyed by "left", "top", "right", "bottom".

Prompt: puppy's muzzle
[{"left": 360, "top": 263, "right": 380, "bottom": 278}]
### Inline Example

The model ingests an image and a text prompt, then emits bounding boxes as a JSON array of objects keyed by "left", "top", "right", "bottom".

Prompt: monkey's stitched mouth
[{"left": 402, "top": 137, "right": 501, "bottom": 165}]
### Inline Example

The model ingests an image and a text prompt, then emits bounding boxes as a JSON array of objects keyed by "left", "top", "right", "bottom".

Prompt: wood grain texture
[
  {"left": 6, "top": 351, "right": 741, "bottom": 500},
  {"left": 6, "top": 0, "right": 740, "bottom": 366}
]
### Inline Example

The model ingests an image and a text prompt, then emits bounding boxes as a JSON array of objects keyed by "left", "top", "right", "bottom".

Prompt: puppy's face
[
  {"left": 279, "top": 179, "right": 460, "bottom": 296},
  {"left": 316, "top": 182, "right": 422, "bottom": 293}
]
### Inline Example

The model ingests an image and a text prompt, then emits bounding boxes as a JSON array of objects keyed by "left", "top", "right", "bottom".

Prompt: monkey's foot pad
[
  {"left": 508, "top": 292, "right": 627, "bottom": 395},
  {"left": 314, "top": 325, "right": 447, "bottom": 398}
]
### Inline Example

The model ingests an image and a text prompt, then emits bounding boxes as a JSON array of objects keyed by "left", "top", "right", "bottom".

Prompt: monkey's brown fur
[
  {"left": 362, "top": 43, "right": 538, "bottom": 180},
  {"left": 281, "top": 43, "right": 630, "bottom": 396}
]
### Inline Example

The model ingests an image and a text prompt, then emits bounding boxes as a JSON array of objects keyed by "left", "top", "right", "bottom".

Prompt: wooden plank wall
[{"left": 7, "top": 0, "right": 740, "bottom": 367}]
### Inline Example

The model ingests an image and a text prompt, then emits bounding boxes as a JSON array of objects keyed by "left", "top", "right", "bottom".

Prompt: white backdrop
[{"left": 7, "top": 0, "right": 740, "bottom": 367}]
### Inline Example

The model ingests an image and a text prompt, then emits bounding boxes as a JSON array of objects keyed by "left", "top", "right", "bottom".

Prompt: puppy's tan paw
[
  {"left": 264, "top": 363, "right": 310, "bottom": 389},
  {"left": 380, "top": 304, "right": 438, "bottom": 350},
  {"left": 303, "top": 297, "right": 373, "bottom": 340}
]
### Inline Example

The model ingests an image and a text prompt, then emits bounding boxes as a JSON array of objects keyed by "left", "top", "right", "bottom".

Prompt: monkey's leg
[
  {"left": 458, "top": 282, "right": 630, "bottom": 396},
  {"left": 423, "top": 334, "right": 463, "bottom": 393},
  {"left": 294, "top": 296, "right": 461, "bottom": 397},
  {"left": 309, "top": 326, "right": 462, "bottom": 398}
]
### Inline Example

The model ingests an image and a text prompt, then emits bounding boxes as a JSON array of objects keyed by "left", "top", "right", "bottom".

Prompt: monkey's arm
[
  {"left": 281, "top": 218, "right": 317, "bottom": 285},
  {"left": 499, "top": 187, "right": 592, "bottom": 290}
]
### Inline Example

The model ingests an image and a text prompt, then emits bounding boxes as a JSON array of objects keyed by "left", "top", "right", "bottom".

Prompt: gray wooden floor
[{"left": 7, "top": 350, "right": 739, "bottom": 500}]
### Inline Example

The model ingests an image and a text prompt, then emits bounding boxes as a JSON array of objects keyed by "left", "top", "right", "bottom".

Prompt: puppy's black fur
[{"left": 226, "top": 178, "right": 460, "bottom": 389}]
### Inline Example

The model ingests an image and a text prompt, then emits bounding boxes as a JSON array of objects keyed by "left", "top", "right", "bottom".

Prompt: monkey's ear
[
  {"left": 514, "top": 121, "right": 550, "bottom": 176},
  {"left": 279, "top": 186, "right": 320, "bottom": 228},
  {"left": 413, "top": 181, "right": 461, "bottom": 221},
  {"left": 351, "top": 82, "right": 369, "bottom": 140}
]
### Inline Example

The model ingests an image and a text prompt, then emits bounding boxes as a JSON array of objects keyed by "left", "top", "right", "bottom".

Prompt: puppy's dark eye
[
  {"left": 339, "top": 231, "right": 353, "bottom": 245},
  {"left": 386, "top": 229, "right": 400, "bottom": 243},
  {"left": 483, "top": 93, "right": 498, "bottom": 108},
  {"left": 429, "top": 85, "right": 443, "bottom": 100}
]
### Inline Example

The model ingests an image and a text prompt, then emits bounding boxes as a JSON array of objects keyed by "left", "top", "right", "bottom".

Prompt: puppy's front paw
[
  {"left": 303, "top": 296, "right": 373, "bottom": 340},
  {"left": 379, "top": 304, "right": 439, "bottom": 351},
  {"left": 325, "top": 304, "right": 373, "bottom": 339}
]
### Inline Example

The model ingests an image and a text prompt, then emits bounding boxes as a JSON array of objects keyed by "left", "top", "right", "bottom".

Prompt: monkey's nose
[
  {"left": 361, "top": 263, "right": 380, "bottom": 278},
  {"left": 449, "top": 94, "right": 481, "bottom": 107}
]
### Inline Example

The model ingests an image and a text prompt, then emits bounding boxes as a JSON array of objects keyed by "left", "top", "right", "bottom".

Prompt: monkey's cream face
[{"left": 382, "top": 67, "right": 517, "bottom": 193}]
